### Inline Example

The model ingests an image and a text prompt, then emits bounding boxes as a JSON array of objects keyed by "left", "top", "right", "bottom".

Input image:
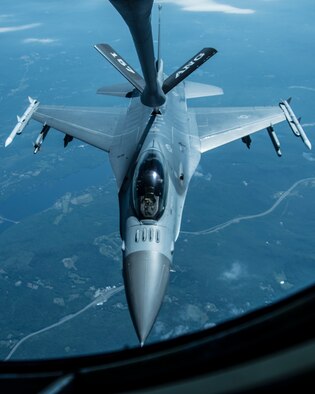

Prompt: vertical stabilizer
[{"left": 109, "top": 0, "right": 166, "bottom": 108}]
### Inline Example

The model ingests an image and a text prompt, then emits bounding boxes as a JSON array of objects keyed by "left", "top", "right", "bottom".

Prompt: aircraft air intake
[{"left": 109, "top": 0, "right": 166, "bottom": 108}]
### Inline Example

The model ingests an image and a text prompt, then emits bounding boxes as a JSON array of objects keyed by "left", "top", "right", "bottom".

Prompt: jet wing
[
  {"left": 32, "top": 105, "right": 127, "bottom": 152},
  {"left": 191, "top": 106, "right": 286, "bottom": 153}
]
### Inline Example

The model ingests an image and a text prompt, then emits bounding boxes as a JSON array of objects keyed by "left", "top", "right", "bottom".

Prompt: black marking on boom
[
  {"left": 95, "top": 43, "right": 145, "bottom": 93},
  {"left": 162, "top": 47, "right": 217, "bottom": 94}
]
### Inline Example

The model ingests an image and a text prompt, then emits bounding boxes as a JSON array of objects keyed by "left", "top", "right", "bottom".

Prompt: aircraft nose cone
[{"left": 123, "top": 251, "right": 171, "bottom": 346}]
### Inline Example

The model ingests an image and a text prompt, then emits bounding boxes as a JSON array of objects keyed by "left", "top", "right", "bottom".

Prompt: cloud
[
  {"left": 23, "top": 38, "right": 58, "bottom": 44},
  {"left": 289, "top": 85, "right": 315, "bottom": 93},
  {"left": 193, "top": 165, "right": 212, "bottom": 181},
  {"left": 160, "top": 325, "right": 190, "bottom": 340},
  {"left": 220, "top": 261, "right": 247, "bottom": 281},
  {"left": 161, "top": 0, "right": 255, "bottom": 14},
  {"left": 0, "top": 23, "right": 41, "bottom": 34},
  {"left": 302, "top": 122, "right": 315, "bottom": 128},
  {"left": 302, "top": 152, "right": 315, "bottom": 162},
  {"left": 228, "top": 304, "right": 245, "bottom": 316},
  {"left": 0, "top": 14, "right": 13, "bottom": 20},
  {"left": 194, "top": 170, "right": 204, "bottom": 178},
  {"left": 193, "top": 171, "right": 212, "bottom": 181}
]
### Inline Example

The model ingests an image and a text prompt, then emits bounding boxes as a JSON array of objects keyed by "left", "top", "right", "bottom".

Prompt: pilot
[
  {"left": 138, "top": 169, "right": 163, "bottom": 218},
  {"left": 140, "top": 188, "right": 159, "bottom": 218}
]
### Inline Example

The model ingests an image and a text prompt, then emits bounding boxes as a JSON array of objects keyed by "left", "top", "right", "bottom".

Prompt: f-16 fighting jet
[{"left": 5, "top": 0, "right": 312, "bottom": 346}]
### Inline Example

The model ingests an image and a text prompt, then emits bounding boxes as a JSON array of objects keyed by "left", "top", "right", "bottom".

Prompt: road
[
  {"left": 181, "top": 177, "right": 315, "bottom": 236},
  {"left": 0, "top": 215, "right": 20, "bottom": 225},
  {"left": 5, "top": 285, "right": 124, "bottom": 360}
]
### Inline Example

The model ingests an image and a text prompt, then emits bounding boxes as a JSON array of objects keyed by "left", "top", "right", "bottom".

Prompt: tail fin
[
  {"left": 109, "top": 0, "right": 165, "bottom": 108},
  {"left": 162, "top": 48, "right": 217, "bottom": 94}
]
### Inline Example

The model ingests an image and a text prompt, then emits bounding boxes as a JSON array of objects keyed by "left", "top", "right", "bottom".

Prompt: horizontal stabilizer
[
  {"left": 97, "top": 82, "right": 139, "bottom": 98},
  {"left": 95, "top": 43, "right": 145, "bottom": 93},
  {"left": 185, "top": 81, "right": 223, "bottom": 99},
  {"left": 163, "top": 48, "right": 217, "bottom": 94}
]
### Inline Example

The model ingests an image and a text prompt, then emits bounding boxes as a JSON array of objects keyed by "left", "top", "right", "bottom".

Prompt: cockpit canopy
[{"left": 133, "top": 151, "right": 167, "bottom": 220}]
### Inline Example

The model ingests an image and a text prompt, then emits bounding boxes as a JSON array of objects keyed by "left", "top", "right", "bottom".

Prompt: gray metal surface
[{"left": 123, "top": 251, "right": 171, "bottom": 345}]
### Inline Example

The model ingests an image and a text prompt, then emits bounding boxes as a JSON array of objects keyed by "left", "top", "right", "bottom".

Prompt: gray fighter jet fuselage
[
  {"left": 5, "top": 0, "right": 311, "bottom": 346},
  {"left": 117, "top": 83, "right": 200, "bottom": 344}
]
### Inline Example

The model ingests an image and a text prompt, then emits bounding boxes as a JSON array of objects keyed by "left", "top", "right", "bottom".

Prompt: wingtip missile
[
  {"left": 4, "top": 136, "right": 13, "bottom": 148},
  {"left": 304, "top": 138, "right": 312, "bottom": 151},
  {"left": 279, "top": 99, "right": 312, "bottom": 150},
  {"left": 5, "top": 97, "right": 40, "bottom": 148}
]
